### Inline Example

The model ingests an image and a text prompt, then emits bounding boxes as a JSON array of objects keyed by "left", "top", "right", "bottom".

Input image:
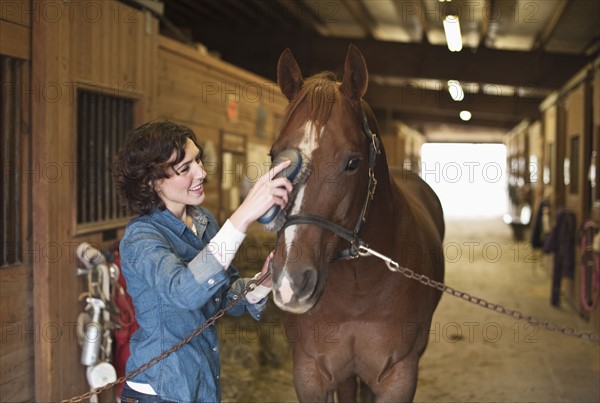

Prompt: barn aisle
[
  {"left": 219, "top": 217, "right": 600, "bottom": 402},
  {"left": 414, "top": 217, "right": 600, "bottom": 402}
]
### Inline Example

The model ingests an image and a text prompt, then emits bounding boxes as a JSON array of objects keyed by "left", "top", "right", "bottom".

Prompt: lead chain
[{"left": 358, "top": 245, "right": 600, "bottom": 343}]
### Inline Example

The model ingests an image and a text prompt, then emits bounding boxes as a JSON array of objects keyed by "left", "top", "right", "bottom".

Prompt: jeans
[{"left": 120, "top": 383, "right": 175, "bottom": 403}]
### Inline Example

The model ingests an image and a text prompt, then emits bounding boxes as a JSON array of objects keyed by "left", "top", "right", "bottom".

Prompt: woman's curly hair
[{"left": 113, "top": 120, "right": 199, "bottom": 215}]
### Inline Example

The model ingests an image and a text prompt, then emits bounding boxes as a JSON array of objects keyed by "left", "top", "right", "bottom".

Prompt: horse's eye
[{"left": 345, "top": 157, "right": 360, "bottom": 171}]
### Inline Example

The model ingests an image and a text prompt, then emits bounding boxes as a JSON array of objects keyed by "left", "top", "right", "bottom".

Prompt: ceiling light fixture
[
  {"left": 443, "top": 15, "right": 463, "bottom": 52},
  {"left": 459, "top": 110, "right": 472, "bottom": 121},
  {"left": 447, "top": 80, "right": 464, "bottom": 101}
]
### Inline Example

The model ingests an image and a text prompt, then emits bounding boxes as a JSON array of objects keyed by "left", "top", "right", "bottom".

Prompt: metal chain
[
  {"left": 358, "top": 245, "right": 600, "bottom": 343},
  {"left": 64, "top": 243, "right": 599, "bottom": 402},
  {"left": 61, "top": 276, "right": 267, "bottom": 403}
]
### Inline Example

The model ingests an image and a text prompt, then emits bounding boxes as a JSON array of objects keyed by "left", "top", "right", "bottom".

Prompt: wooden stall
[
  {"left": 381, "top": 121, "right": 425, "bottom": 172},
  {"left": 155, "top": 36, "right": 288, "bottom": 222},
  {"left": 27, "top": 1, "right": 157, "bottom": 401},
  {"left": 592, "top": 62, "right": 600, "bottom": 331},
  {"left": 0, "top": 1, "right": 290, "bottom": 400},
  {"left": 540, "top": 102, "right": 560, "bottom": 209},
  {"left": 536, "top": 57, "right": 600, "bottom": 329},
  {"left": 504, "top": 120, "right": 532, "bottom": 239},
  {"left": 528, "top": 121, "right": 544, "bottom": 218},
  {"left": 593, "top": 62, "right": 600, "bottom": 225}
]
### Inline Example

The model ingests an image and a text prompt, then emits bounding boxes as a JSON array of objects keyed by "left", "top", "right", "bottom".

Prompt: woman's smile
[{"left": 189, "top": 181, "right": 204, "bottom": 195}]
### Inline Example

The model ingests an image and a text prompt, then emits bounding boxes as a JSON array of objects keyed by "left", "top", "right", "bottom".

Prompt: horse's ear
[
  {"left": 341, "top": 44, "right": 368, "bottom": 102},
  {"left": 277, "top": 48, "right": 304, "bottom": 101}
]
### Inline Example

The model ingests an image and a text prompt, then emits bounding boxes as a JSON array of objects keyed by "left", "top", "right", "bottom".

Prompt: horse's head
[{"left": 270, "top": 45, "right": 378, "bottom": 313}]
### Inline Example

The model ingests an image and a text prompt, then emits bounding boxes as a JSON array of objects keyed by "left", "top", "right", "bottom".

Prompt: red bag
[{"left": 111, "top": 253, "right": 139, "bottom": 398}]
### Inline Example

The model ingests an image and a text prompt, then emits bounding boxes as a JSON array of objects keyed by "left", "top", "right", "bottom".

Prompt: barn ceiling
[{"left": 140, "top": 0, "right": 600, "bottom": 141}]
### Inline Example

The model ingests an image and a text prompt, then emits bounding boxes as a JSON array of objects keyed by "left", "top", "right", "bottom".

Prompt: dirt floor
[{"left": 219, "top": 217, "right": 600, "bottom": 402}]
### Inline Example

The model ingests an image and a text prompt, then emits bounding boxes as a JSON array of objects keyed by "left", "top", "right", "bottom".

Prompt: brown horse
[{"left": 269, "top": 45, "right": 445, "bottom": 402}]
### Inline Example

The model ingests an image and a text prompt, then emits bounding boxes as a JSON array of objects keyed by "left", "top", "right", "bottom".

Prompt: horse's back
[{"left": 389, "top": 167, "right": 445, "bottom": 241}]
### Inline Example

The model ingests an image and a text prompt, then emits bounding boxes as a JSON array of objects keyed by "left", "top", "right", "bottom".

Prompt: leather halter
[{"left": 281, "top": 105, "right": 381, "bottom": 260}]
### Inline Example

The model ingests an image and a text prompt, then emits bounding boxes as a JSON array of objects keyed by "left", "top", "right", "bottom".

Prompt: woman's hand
[
  {"left": 230, "top": 161, "right": 293, "bottom": 232},
  {"left": 244, "top": 251, "right": 274, "bottom": 304},
  {"left": 258, "top": 251, "right": 274, "bottom": 288}
]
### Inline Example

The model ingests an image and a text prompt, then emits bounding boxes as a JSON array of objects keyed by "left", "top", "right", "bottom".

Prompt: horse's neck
[{"left": 364, "top": 159, "right": 411, "bottom": 242}]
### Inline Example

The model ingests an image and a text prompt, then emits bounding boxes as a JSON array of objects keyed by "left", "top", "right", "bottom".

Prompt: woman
[{"left": 113, "top": 120, "right": 291, "bottom": 402}]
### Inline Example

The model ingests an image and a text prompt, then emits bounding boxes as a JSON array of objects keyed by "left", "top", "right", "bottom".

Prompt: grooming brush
[{"left": 258, "top": 148, "right": 311, "bottom": 232}]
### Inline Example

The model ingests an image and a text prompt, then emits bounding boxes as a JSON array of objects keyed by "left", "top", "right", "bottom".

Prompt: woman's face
[{"left": 154, "top": 138, "right": 207, "bottom": 215}]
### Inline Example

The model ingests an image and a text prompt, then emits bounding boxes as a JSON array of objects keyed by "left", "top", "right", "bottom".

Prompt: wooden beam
[
  {"left": 373, "top": 108, "right": 517, "bottom": 130},
  {"left": 176, "top": 0, "right": 227, "bottom": 23},
  {"left": 533, "top": 0, "right": 570, "bottom": 51},
  {"left": 390, "top": 0, "right": 428, "bottom": 43},
  {"left": 189, "top": 25, "right": 593, "bottom": 90},
  {"left": 365, "top": 83, "right": 542, "bottom": 121},
  {"left": 340, "top": 0, "right": 376, "bottom": 38},
  {"left": 0, "top": 20, "right": 30, "bottom": 60},
  {"left": 31, "top": 3, "right": 56, "bottom": 399},
  {"left": 123, "top": 0, "right": 165, "bottom": 16},
  {"left": 478, "top": 0, "right": 491, "bottom": 48},
  {"left": 275, "top": 0, "right": 327, "bottom": 34},
  {"left": 250, "top": 0, "right": 294, "bottom": 27}
]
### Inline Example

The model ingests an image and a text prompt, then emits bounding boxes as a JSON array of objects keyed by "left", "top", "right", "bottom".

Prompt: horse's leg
[
  {"left": 370, "top": 356, "right": 419, "bottom": 403},
  {"left": 358, "top": 378, "right": 375, "bottom": 403},
  {"left": 336, "top": 375, "right": 357, "bottom": 402},
  {"left": 292, "top": 351, "right": 333, "bottom": 402}
]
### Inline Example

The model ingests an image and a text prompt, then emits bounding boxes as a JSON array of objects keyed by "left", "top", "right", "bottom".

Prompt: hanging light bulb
[
  {"left": 447, "top": 80, "right": 464, "bottom": 101},
  {"left": 443, "top": 15, "right": 463, "bottom": 52}
]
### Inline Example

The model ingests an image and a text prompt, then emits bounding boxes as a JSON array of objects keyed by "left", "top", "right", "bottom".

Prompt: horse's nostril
[{"left": 298, "top": 268, "right": 318, "bottom": 299}]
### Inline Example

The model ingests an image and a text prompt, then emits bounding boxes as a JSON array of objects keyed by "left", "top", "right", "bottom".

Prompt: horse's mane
[{"left": 280, "top": 71, "right": 343, "bottom": 137}]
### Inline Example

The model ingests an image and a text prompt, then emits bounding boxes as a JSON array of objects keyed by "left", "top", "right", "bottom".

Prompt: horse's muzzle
[{"left": 273, "top": 265, "right": 319, "bottom": 313}]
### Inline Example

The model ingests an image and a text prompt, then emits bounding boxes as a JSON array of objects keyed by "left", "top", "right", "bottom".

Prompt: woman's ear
[{"left": 151, "top": 180, "right": 161, "bottom": 194}]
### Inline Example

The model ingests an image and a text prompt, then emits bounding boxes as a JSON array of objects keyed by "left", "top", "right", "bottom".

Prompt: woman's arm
[{"left": 120, "top": 223, "right": 230, "bottom": 310}]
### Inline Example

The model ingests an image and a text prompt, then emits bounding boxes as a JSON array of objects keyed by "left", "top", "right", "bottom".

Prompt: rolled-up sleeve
[{"left": 222, "top": 275, "right": 268, "bottom": 320}]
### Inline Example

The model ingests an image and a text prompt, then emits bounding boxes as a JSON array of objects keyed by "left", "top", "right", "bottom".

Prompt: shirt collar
[{"left": 150, "top": 206, "right": 209, "bottom": 238}]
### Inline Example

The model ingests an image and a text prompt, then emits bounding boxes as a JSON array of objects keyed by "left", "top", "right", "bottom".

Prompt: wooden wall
[
  {"left": 528, "top": 121, "right": 543, "bottom": 217},
  {"left": 593, "top": 64, "right": 600, "bottom": 331},
  {"left": 156, "top": 36, "right": 288, "bottom": 221},
  {"left": 381, "top": 121, "right": 425, "bottom": 172},
  {"left": 542, "top": 104, "right": 558, "bottom": 204},
  {"left": 563, "top": 73, "right": 596, "bottom": 327},
  {"left": 593, "top": 64, "right": 600, "bottom": 225},
  {"left": 504, "top": 120, "right": 531, "bottom": 227},
  {"left": 1, "top": 1, "right": 32, "bottom": 400},
  {"left": 27, "top": 1, "right": 157, "bottom": 401},
  {"left": 1, "top": 2, "right": 289, "bottom": 401},
  {"left": 526, "top": 58, "right": 600, "bottom": 329}
]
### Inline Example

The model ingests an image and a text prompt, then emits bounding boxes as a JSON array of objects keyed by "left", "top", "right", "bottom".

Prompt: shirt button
[
  {"left": 212, "top": 347, "right": 218, "bottom": 352},
  {"left": 208, "top": 279, "right": 215, "bottom": 286},
  {"left": 214, "top": 297, "right": 220, "bottom": 302},
  {"left": 216, "top": 375, "right": 220, "bottom": 379}
]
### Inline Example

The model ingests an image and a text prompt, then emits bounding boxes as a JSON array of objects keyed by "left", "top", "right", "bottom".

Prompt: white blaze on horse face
[
  {"left": 283, "top": 121, "right": 321, "bottom": 259},
  {"left": 278, "top": 273, "right": 294, "bottom": 304},
  {"left": 278, "top": 120, "right": 321, "bottom": 306}
]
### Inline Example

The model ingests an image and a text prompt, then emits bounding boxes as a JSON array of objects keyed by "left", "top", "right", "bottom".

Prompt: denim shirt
[{"left": 119, "top": 206, "right": 267, "bottom": 402}]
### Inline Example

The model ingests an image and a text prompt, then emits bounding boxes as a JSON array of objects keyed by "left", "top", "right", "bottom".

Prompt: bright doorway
[{"left": 420, "top": 143, "right": 508, "bottom": 219}]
